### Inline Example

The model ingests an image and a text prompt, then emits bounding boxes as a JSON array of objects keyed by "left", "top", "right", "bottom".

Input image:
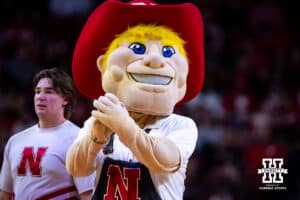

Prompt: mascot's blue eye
[
  {"left": 162, "top": 46, "right": 175, "bottom": 57},
  {"left": 128, "top": 43, "right": 146, "bottom": 54}
]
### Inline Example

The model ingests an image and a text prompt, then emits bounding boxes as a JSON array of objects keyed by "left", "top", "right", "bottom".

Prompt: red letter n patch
[
  {"left": 17, "top": 147, "right": 47, "bottom": 176},
  {"left": 104, "top": 165, "right": 141, "bottom": 200}
]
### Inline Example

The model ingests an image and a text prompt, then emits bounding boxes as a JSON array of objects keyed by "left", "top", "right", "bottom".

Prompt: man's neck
[{"left": 38, "top": 117, "right": 66, "bottom": 128}]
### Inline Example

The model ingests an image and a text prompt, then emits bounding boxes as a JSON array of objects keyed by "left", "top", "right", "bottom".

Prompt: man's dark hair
[{"left": 33, "top": 68, "right": 76, "bottom": 119}]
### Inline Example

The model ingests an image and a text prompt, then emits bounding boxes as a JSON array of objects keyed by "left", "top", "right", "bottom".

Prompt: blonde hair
[{"left": 102, "top": 24, "right": 186, "bottom": 69}]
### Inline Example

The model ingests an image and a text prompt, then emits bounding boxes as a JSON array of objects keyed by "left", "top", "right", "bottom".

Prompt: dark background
[{"left": 0, "top": 0, "right": 299, "bottom": 199}]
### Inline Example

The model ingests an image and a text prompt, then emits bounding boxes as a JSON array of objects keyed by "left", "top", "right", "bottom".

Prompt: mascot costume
[{"left": 66, "top": 0, "right": 204, "bottom": 199}]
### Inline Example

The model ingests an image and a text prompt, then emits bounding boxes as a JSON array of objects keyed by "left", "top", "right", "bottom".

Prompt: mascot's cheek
[
  {"left": 110, "top": 65, "right": 124, "bottom": 82},
  {"left": 102, "top": 66, "right": 124, "bottom": 94},
  {"left": 171, "top": 54, "right": 188, "bottom": 89},
  {"left": 178, "top": 74, "right": 187, "bottom": 89}
]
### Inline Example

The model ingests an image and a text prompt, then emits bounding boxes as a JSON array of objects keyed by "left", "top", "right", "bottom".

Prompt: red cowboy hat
[{"left": 72, "top": 0, "right": 204, "bottom": 105}]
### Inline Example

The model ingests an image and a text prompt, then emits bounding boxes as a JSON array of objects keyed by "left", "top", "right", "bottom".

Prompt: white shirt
[{"left": 0, "top": 120, "right": 95, "bottom": 200}]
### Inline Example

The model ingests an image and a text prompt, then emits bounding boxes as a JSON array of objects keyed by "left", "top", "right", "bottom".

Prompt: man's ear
[
  {"left": 62, "top": 98, "right": 68, "bottom": 107},
  {"left": 96, "top": 55, "right": 105, "bottom": 74}
]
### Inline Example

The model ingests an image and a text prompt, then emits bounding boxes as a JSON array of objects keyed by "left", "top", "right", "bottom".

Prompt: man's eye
[
  {"left": 162, "top": 46, "right": 175, "bottom": 57},
  {"left": 128, "top": 43, "right": 146, "bottom": 54},
  {"left": 45, "top": 89, "right": 55, "bottom": 94}
]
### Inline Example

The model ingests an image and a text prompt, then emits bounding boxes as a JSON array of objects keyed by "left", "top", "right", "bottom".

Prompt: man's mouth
[
  {"left": 129, "top": 73, "right": 172, "bottom": 85},
  {"left": 36, "top": 104, "right": 46, "bottom": 108}
]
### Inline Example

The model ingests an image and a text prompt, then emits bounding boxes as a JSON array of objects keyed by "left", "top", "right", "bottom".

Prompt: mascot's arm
[
  {"left": 66, "top": 117, "right": 112, "bottom": 177},
  {"left": 118, "top": 117, "right": 181, "bottom": 173},
  {"left": 92, "top": 93, "right": 180, "bottom": 173}
]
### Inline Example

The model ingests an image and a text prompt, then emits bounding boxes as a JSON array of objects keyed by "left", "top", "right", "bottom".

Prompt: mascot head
[{"left": 72, "top": 0, "right": 204, "bottom": 115}]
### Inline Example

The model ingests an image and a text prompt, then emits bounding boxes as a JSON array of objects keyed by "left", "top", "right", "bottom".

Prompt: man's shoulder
[
  {"left": 12, "top": 124, "right": 37, "bottom": 137},
  {"left": 60, "top": 120, "right": 81, "bottom": 141},
  {"left": 5, "top": 124, "right": 38, "bottom": 145},
  {"left": 63, "top": 120, "right": 80, "bottom": 131}
]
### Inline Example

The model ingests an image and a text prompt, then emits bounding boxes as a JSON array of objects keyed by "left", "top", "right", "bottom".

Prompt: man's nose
[
  {"left": 36, "top": 92, "right": 46, "bottom": 100},
  {"left": 143, "top": 45, "right": 165, "bottom": 68}
]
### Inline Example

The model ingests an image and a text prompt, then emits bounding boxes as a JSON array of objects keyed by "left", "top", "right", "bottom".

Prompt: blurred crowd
[{"left": 0, "top": 0, "right": 299, "bottom": 199}]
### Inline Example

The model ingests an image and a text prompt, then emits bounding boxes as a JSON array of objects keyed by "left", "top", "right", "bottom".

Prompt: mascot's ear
[{"left": 96, "top": 55, "right": 105, "bottom": 74}]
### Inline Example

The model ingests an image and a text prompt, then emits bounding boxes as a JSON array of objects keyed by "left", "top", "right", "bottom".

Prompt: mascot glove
[{"left": 92, "top": 93, "right": 138, "bottom": 143}]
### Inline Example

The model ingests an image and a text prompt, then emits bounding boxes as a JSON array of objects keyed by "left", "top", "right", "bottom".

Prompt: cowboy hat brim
[{"left": 72, "top": 0, "right": 205, "bottom": 105}]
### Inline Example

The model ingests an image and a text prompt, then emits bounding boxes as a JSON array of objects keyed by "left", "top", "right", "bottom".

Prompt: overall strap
[{"left": 103, "top": 133, "right": 114, "bottom": 155}]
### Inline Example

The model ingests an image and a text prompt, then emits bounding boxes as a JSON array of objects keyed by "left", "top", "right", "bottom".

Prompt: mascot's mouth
[{"left": 129, "top": 73, "right": 172, "bottom": 85}]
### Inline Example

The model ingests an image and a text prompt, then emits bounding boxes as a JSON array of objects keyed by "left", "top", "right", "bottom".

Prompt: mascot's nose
[
  {"left": 143, "top": 44, "right": 165, "bottom": 68},
  {"left": 144, "top": 54, "right": 165, "bottom": 68}
]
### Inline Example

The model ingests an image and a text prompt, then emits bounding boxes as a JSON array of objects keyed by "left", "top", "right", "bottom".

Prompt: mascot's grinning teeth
[{"left": 129, "top": 73, "right": 172, "bottom": 85}]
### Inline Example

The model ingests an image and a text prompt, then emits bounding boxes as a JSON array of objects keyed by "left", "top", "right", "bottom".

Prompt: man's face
[
  {"left": 34, "top": 78, "right": 67, "bottom": 121},
  {"left": 99, "top": 40, "right": 188, "bottom": 115}
]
